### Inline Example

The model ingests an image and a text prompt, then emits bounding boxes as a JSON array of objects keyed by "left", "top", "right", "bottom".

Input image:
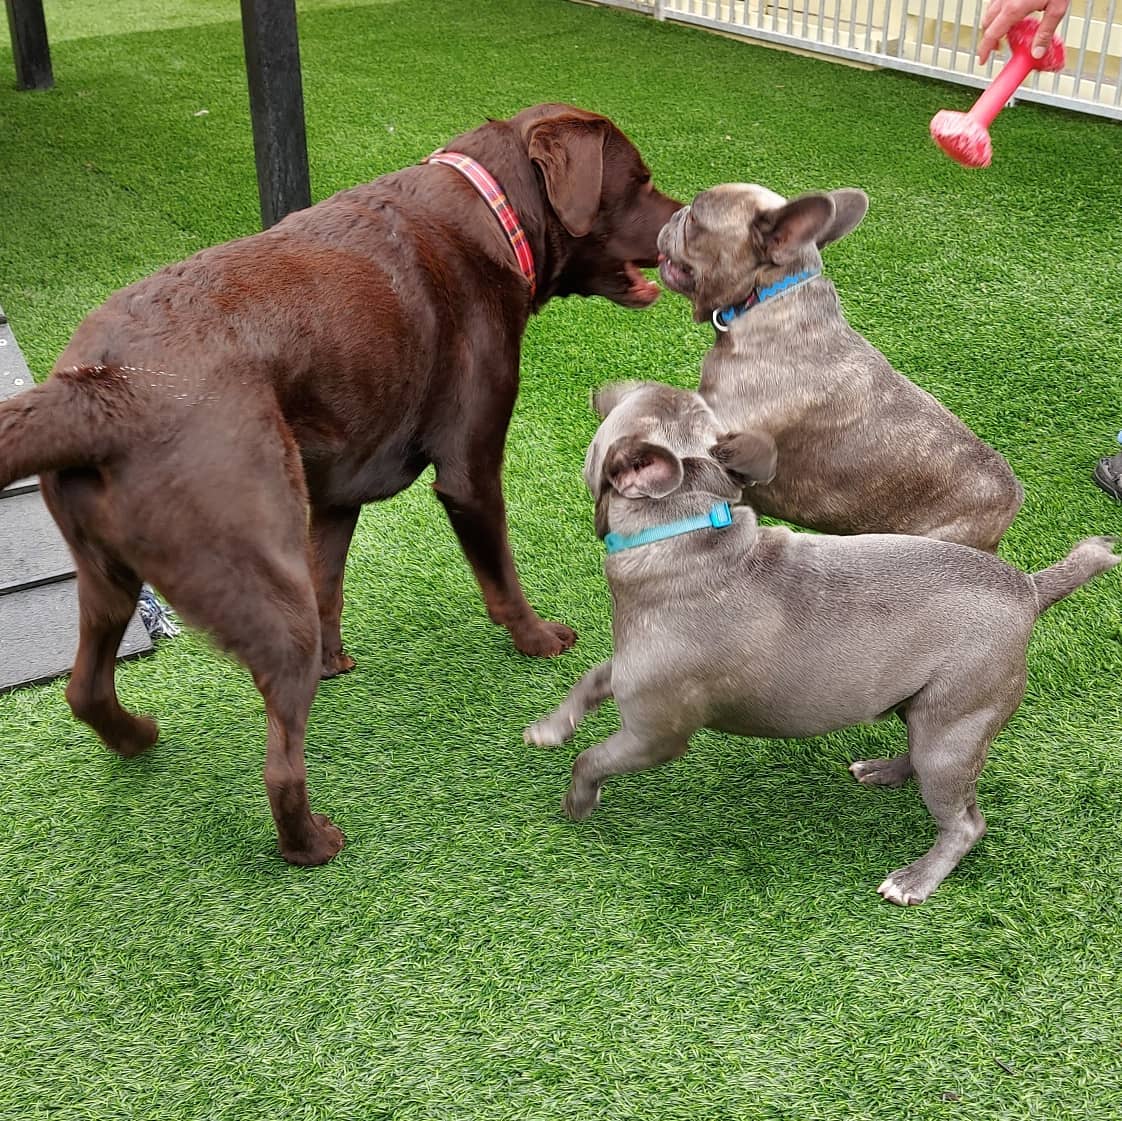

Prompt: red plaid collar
[{"left": 426, "top": 149, "right": 537, "bottom": 297}]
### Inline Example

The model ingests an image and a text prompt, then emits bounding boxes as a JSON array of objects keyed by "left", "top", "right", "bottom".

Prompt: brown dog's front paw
[
  {"left": 281, "top": 814, "right": 346, "bottom": 866},
  {"left": 513, "top": 620, "right": 577, "bottom": 658},
  {"left": 321, "top": 651, "right": 357, "bottom": 679},
  {"left": 105, "top": 715, "right": 160, "bottom": 759}
]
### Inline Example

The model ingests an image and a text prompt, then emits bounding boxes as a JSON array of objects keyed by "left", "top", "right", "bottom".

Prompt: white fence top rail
[{"left": 582, "top": 0, "right": 1122, "bottom": 120}]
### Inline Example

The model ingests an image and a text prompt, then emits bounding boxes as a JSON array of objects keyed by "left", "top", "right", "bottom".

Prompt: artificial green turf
[{"left": 1, "top": 1, "right": 1121, "bottom": 1117}]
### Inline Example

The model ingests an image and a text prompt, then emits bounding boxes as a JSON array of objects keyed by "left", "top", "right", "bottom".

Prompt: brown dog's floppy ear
[
  {"left": 710, "top": 430, "right": 777, "bottom": 486},
  {"left": 604, "top": 437, "right": 684, "bottom": 498},
  {"left": 528, "top": 116, "right": 608, "bottom": 238},
  {"left": 756, "top": 194, "right": 835, "bottom": 265},
  {"left": 591, "top": 380, "right": 642, "bottom": 419},
  {"left": 816, "top": 189, "right": 869, "bottom": 248}
]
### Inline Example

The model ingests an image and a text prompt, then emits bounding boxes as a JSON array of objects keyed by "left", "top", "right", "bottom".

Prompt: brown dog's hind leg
[
  {"left": 309, "top": 504, "right": 360, "bottom": 679},
  {"left": 924, "top": 517, "right": 1006, "bottom": 553},
  {"left": 66, "top": 561, "right": 158, "bottom": 758},
  {"left": 174, "top": 556, "right": 345, "bottom": 867},
  {"left": 146, "top": 419, "right": 343, "bottom": 865},
  {"left": 254, "top": 620, "right": 345, "bottom": 867}
]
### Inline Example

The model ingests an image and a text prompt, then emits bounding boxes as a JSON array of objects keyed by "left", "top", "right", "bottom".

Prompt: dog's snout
[
  {"left": 660, "top": 206, "right": 683, "bottom": 230},
  {"left": 657, "top": 208, "right": 687, "bottom": 255}
]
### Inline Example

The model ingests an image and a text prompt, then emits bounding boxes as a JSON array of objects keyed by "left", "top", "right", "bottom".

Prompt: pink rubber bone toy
[{"left": 930, "top": 17, "right": 1065, "bottom": 168}]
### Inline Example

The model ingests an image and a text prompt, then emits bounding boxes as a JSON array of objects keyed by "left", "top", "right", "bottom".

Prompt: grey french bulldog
[
  {"left": 525, "top": 381, "right": 1119, "bottom": 905},
  {"left": 657, "top": 183, "right": 1023, "bottom": 551}
]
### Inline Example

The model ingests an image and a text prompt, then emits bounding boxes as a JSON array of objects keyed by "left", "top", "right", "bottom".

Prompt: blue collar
[
  {"left": 604, "top": 502, "right": 734, "bottom": 555},
  {"left": 712, "top": 268, "right": 822, "bottom": 332}
]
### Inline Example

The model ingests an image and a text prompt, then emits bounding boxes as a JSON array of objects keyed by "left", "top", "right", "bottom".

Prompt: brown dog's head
[
  {"left": 512, "top": 105, "right": 682, "bottom": 308},
  {"left": 585, "top": 381, "right": 777, "bottom": 537},
  {"left": 657, "top": 183, "right": 868, "bottom": 322}
]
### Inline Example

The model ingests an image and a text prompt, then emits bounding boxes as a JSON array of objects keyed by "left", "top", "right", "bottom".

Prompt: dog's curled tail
[
  {"left": 1032, "top": 536, "right": 1120, "bottom": 615},
  {"left": 0, "top": 366, "right": 131, "bottom": 490}
]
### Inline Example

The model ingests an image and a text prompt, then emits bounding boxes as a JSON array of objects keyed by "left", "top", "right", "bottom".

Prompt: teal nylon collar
[
  {"left": 712, "top": 268, "right": 822, "bottom": 332},
  {"left": 604, "top": 502, "right": 734, "bottom": 555}
]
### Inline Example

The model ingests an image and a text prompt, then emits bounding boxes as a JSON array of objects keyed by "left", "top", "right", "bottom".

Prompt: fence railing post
[{"left": 576, "top": 0, "right": 1119, "bottom": 120}]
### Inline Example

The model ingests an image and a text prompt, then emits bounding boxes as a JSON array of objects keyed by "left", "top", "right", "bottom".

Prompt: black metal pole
[
  {"left": 239, "top": 0, "right": 311, "bottom": 229},
  {"left": 5, "top": 0, "right": 53, "bottom": 91}
]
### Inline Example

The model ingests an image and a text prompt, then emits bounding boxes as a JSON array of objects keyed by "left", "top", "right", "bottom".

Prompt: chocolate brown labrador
[{"left": 0, "top": 103, "right": 681, "bottom": 865}]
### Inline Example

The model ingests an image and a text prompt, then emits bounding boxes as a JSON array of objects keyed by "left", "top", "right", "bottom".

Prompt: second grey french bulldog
[
  {"left": 658, "top": 183, "right": 1022, "bottom": 551},
  {"left": 526, "top": 382, "right": 1118, "bottom": 905}
]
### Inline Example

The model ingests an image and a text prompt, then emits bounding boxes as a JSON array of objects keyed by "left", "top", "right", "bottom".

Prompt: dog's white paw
[
  {"left": 523, "top": 715, "right": 572, "bottom": 748},
  {"left": 523, "top": 723, "right": 550, "bottom": 747},
  {"left": 850, "top": 756, "right": 912, "bottom": 788},
  {"left": 877, "top": 874, "right": 927, "bottom": 907}
]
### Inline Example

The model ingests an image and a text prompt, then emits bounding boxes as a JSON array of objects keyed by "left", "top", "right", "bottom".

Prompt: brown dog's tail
[
  {"left": 0, "top": 366, "right": 129, "bottom": 489},
  {"left": 1032, "top": 536, "right": 1120, "bottom": 615}
]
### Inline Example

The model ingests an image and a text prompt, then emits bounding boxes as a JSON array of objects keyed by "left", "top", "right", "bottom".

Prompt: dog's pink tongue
[{"left": 626, "top": 262, "right": 661, "bottom": 305}]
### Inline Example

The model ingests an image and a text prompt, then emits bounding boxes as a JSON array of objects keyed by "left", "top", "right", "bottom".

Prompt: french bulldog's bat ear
[
  {"left": 590, "top": 380, "right": 642, "bottom": 418},
  {"left": 710, "top": 429, "right": 777, "bottom": 485},
  {"left": 756, "top": 194, "right": 836, "bottom": 265},
  {"left": 817, "top": 189, "right": 869, "bottom": 247},
  {"left": 604, "top": 437, "right": 684, "bottom": 498}
]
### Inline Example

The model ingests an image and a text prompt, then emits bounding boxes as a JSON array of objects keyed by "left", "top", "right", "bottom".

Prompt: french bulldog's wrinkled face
[
  {"left": 584, "top": 381, "right": 778, "bottom": 536},
  {"left": 657, "top": 183, "right": 869, "bottom": 321}
]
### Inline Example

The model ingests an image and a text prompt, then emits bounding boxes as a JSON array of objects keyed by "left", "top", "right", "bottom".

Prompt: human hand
[{"left": 977, "top": 0, "right": 1070, "bottom": 64}]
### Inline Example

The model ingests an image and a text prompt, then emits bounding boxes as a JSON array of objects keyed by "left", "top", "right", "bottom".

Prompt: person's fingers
[
  {"left": 979, "top": 0, "right": 1002, "bottom": 32},
  {"left": 977, "top": 24, "right": 1003, "bottom": 64},
  {"left": 1030, "top": 0, "right": 1067, "bottom": 58},
  {"left": 977, "top": 0, "right": 1012, "bottom": 63},
  {"left": 977, "top": 0, "right": 1066, "bottom": 63}
]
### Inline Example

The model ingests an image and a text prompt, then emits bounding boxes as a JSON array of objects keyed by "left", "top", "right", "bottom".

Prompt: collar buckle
[{"left": 709, "top": 502, "right": 734, "bottom": 528}]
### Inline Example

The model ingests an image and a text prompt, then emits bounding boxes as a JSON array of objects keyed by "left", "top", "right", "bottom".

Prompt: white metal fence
[{"left": 581, "top": 0, "right": 1122, "bottom": 119}]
